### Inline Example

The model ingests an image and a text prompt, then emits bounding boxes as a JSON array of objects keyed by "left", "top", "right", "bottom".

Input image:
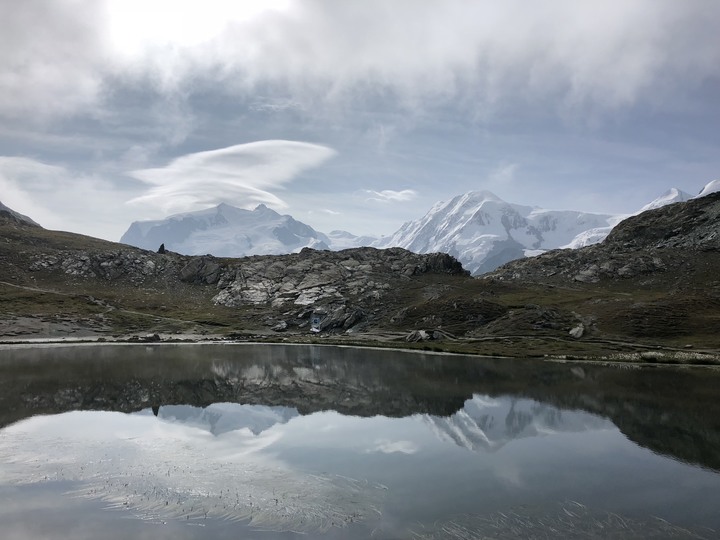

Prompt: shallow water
[{"left": 1, "top": 344, "right": 719, "bottom": 539}]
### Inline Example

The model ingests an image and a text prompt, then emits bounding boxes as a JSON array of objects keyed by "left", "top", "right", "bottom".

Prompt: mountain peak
[
  {"left": 639, "top": 187, "right": 692, "bottom": 213},
  {"left": 696, "top": 179, "right": 720, "bottom": 198},
  {"left": 468, "top": 190, "right": 504, "bottom": 202}
]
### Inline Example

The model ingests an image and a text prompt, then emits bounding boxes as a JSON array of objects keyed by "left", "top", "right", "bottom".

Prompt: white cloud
[
  {"left": 362, "top": 189, "right": 418, "bottom": 204},
  {"left": 97, "top": 1, "right": 720, "bottom": 113},
  {"left": 0, "top": 1, "right": 109, "bottom": 119},
  {"left": 3, "top": 1, "right": 719, "bottom": 119},
  {"left": 127, "top": 140, "right": 336, "bottom": 215}
]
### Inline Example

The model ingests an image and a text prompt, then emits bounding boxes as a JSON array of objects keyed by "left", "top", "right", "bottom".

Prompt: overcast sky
[{"left": 1, "top": 0, "right": 719, "bottom": 241}]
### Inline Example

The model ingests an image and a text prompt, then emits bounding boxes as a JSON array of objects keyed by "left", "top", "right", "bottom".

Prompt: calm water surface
[{"left": 1, "top": 344, "right": 719, "bottom": 539}]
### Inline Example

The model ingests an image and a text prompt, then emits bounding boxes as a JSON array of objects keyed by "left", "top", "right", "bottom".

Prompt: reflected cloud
[
  {"left": 0, "top": 408, "right": 383, "bottom": 533},
  {"left": 367, "top": 439, "right": 419, "bottom": 455}
]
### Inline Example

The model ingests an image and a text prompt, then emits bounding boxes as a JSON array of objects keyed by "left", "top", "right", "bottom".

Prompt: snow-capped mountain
[
  {"left": 0, "top": 200, "right": 40, "bottom": 226},
  {"left": 119, "top": 180, "right": 719, "bottom": 269},
  {"left": 374, "top": 191, "right": 616, "bottom": 275},
  {"left": 424, "top": 394, "right": 613, "bottom": 453},
  {"left": 374, "top": 182, "right": 720, "bottom": 274},
  {"left": 120, "top": 203, "right": 330, "bottom": 257}
]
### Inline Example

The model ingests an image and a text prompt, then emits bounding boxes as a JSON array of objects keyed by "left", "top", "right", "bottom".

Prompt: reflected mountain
[
  {"left": 1, "top": 343, "right": 719, "bottom": 472},
  {"left": 424, "top": 395, "right": 614, "bottom": 452},
  {"left": 152, "top": 403, "right": 299, "bottom": 436}
]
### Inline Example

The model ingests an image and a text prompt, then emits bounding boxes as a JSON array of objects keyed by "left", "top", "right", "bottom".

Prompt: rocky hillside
[
  {"left": 1, "top": 209, "right": 471, "bottom": 338},
  {"left": 484, "top": 192, "right": 720, "bottom": 344}
]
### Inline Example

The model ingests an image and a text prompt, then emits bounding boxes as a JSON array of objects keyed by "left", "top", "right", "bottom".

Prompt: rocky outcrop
[
  {"left": 30, "top": 249, "right": 172, "bottom": 283},
  {"left": 210, "top": 248, "right": 466, "bottom": 310},
  {"left": 27, "top": 243, "right": 467, "bottom": 333},
  {"left": 207, "top": 247, "right": 466, "bottom": 332}
]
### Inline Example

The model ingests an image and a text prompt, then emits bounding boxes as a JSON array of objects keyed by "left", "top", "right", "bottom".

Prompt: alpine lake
[{"left": 1, "top": 343, "right": 719, "bottom": 539}]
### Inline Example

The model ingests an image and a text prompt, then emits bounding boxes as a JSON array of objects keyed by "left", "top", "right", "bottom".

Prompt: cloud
[
  {"left": 362, "top": 189, "right": 418, "bottom": 204},
  {"left": 3, "top": 1, "right": 719, "bottom": 120},
  {"left": 126, "top": 140, "right": 336, "bottom": 215},
  {"left": 0, "top": 1, "right": 109, "bottom": 119}
]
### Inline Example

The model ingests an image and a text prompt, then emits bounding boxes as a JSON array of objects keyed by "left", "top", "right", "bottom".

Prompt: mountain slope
[
  {"left": 484, "top": 191, "right": 720, "bottom": 343},
  {"left": 121, "top": 203, "right": 330, "bottom": 257},
  {"left": 0, "top": 201, "right": 41, "bottom": 227},
  {"left": 375, "top": 191, "right": 615, "bottom": 275}
]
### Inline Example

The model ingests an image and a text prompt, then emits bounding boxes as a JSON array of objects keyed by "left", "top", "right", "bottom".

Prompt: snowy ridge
[
  {"left": 120, "top": 203, "right": 330, "bottom": 257},
  {"left": 639, "top": 187, "right": 693, "bottom": 212},
  {"left": 695, "top": 179, "right": 720, "bottom": 198},
  {"left": 374, "top": 191, "right": 615, "bottom": 275}
]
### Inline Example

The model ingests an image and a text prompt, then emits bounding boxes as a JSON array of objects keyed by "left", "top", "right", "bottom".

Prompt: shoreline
[{"left": 2, "top": 330, "right": 719, "bottom": 368}]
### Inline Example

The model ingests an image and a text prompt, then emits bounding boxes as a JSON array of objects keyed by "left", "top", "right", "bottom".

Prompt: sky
[{"left": 1, "top": 0, "right": 719, "bottom": 241}]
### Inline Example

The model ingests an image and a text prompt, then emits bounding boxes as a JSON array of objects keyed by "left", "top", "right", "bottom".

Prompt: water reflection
[
  {"left": 0, "top": 395, "right": 619, "bottom": 535},
  {"left": 1, "top": 344, "right": 719, "bottom": 538},
  {"left": 154, "top": 403, "right": 299, "bottom": 436},
  {"left": 0, "top": 406, "right": 383, "bottom": 533},
  {"left": 424, "top": 395, "right": 613, "bottom": 452}
]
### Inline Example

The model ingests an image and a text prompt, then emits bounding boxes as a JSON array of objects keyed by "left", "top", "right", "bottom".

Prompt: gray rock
[
  {"left": 271, "top": 321, "right": 288, "bottom": 332},
  {"left": 569, "top": 324, "right": 585, "bottom": 339},
  {"left": 406, "top": 330, "right": 430, "bottom": 342}
]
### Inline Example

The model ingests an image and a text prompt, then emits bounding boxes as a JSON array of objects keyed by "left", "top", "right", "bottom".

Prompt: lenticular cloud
[{"left": 126, "top": 140, "right": 336, "bottom": 215}]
